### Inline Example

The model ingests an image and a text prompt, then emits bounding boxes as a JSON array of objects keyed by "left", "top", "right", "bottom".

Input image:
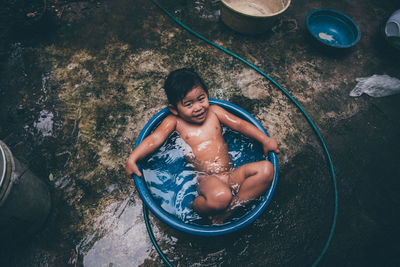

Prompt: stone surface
[{"left": 0, "top": 0, "right": 399, "bottom": 266}]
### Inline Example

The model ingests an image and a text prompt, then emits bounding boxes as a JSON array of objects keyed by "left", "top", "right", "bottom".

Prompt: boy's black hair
[{"left": 163, "top": 68, "right": 208, "bottom": 107}]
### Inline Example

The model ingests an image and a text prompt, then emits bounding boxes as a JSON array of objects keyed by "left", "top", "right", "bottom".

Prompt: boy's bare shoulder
[
  {"left": 209, "top": 104, "right": 228, "bottom": 116},
  {"left": 158, "top": 114, "right": 178, "bottom": 131},
  {"left": 163, "top": 114, "right": 178, "bottom": 124},
  {"left": 209, "top": 104, "right": 225, "bottom": 112}
]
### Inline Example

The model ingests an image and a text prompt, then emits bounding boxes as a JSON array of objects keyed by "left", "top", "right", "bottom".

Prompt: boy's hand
[
  {"left": 263, "top": 137, "right": 280, "bottom": 155},
  {"left": 125, "top": 158, "right": 142, "bottom": 178}
]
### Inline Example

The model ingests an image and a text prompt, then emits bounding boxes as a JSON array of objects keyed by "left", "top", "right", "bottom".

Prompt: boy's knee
[
  {"left": 208, "top": 187, "right": 232, "bottom": 211},
  {"left": 260, "top": 161, "right": 274, "bottom": 184}
]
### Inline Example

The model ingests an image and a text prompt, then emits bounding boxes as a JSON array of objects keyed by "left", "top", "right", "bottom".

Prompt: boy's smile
[{"left": 172, "top": 86, "right": 210, "bottom": 124}]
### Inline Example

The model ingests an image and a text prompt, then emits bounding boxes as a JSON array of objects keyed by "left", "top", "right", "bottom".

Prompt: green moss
[{"left": 229, "top": 94, "right": 272, "bottom": 114}]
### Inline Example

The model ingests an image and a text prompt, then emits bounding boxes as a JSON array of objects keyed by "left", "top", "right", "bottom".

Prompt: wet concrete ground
[{"left": 0, "top": 0, "right": 399, "bottom": 266}]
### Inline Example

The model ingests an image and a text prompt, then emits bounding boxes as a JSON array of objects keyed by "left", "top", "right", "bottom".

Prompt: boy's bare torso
[{"left": 171, "top": 106, "right": 233, "bottom": 174}]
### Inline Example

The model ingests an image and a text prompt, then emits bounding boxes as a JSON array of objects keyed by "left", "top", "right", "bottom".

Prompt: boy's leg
[
  {"left": 229, "top": 160, "right": 274, "bottom": 204},
  {"left": 192, "top": 175, "right": 232, "bottom": 215},
  {"left": 209, "top": 161, "right": 274, "bottom": 224}
]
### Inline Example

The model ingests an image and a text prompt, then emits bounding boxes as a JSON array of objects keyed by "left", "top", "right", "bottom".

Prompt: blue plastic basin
[
  {"left": 133, "top": 99, "right": 278, "bottom": 236},
  {"left": 306, "top": 9, "right": 361, "bottom": 48}
]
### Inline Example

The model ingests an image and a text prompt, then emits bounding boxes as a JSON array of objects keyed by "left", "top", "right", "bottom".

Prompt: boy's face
[{"left": 171, "top": 86, "right": 209, "bottom": 124}]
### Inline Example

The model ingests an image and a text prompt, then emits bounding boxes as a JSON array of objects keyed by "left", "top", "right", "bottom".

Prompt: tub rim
[{"left": 132, "top": 99, "right": 278, "bottom": 236}]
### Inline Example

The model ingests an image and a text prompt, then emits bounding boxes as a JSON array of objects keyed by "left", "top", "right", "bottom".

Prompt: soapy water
[
  {"left": 225, "top": 0, "right": 288, "bottom": 16},
  {"left": 317, "top": 31, "right": 341, "bottom": 46},
  {"left": 318, "top": 32, "right": 335, "bottom": 42},
  {"left": 141, "top": 126, "right": 267, "bottom": 226},
  {"left": 227, "top": 2, "right": 273, "bottom": 16}
]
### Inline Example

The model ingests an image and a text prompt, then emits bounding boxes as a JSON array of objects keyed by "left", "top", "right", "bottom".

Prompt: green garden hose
[
  {"left": 145, "top": 1, "right": 338, "bottom": 266},
  {"left": 143, "top": 205, "right": 173, "bottom": 267}
]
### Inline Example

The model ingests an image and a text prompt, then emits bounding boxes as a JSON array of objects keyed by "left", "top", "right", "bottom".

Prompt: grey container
[{"left": 0, "top": 140, "right": 51, "bottom": 242}]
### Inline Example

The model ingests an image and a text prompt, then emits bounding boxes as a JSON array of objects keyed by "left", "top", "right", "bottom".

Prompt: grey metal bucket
[{"left": 0, "top": 140, "right": 51, "bottom": 242}]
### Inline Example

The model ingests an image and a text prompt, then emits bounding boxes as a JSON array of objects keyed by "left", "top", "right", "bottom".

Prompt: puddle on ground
[
  {"left": 33, "top": 110, "right": 54, "bottom": 137},
  {"left": 80, "top": 196, "right": 154, "bottom": 266}
]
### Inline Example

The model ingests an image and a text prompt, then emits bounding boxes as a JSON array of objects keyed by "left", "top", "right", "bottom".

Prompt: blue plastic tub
[
  {"left": 133, "top": 99, "right": 278, "bottom": 236},
  {"left": 306, "top": 8, "right": 361, "bottom": 48}
]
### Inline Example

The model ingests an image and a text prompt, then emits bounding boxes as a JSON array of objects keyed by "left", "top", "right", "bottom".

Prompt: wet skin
[{"left": 126, "top": 86, "right": 279, "bottom": 222}]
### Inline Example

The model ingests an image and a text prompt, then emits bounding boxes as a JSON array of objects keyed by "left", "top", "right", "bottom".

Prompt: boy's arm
[
  {"left": 212, "top": 105, "right": 280, "bottom": 155},
  {"left": 126, "top": 115, "right": 177, "bottom": 177}
]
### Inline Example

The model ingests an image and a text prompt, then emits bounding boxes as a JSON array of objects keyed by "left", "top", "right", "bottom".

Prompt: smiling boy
[{"left": 126, "top": 68, "right": 279, "bottom": 223}]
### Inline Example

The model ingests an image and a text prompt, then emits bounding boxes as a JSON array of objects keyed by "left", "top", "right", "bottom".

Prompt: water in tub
[
  {"left": 226, "top": 1, "right": 274, "bottom": 16},
  {"left": 142, "top": 126, "right": 268, "bottom": 225}
]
